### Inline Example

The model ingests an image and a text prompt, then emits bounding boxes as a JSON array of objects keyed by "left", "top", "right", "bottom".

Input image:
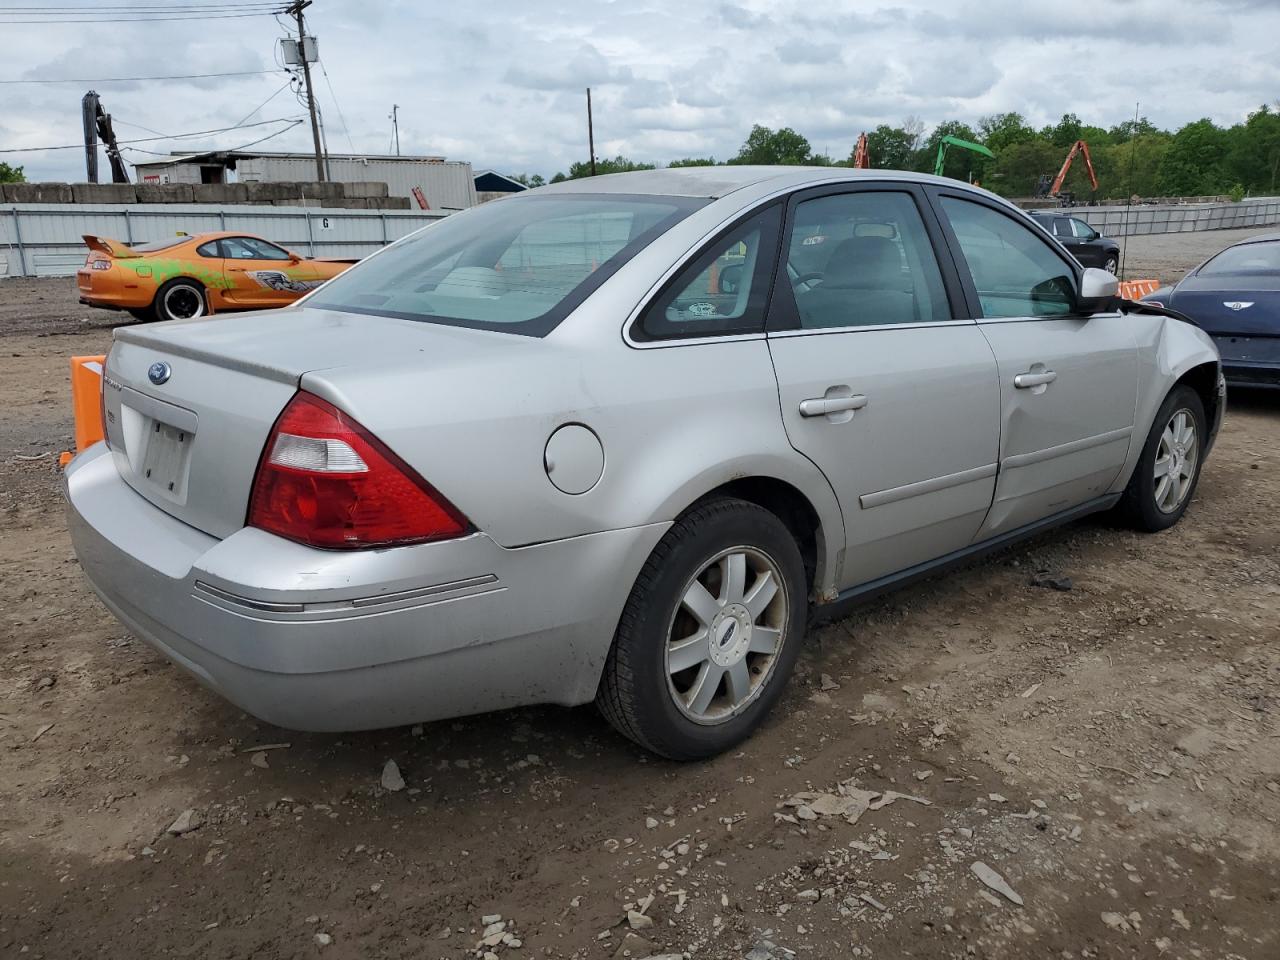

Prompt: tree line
[{"left": 515, "top": 106, "right": 1280, "bottom": 201}]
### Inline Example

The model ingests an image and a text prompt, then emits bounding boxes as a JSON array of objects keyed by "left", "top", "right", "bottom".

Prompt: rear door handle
[
  {"left": 1013, "top": 371, "right": 1057, "bottom": 389},
  {"left": 799, "top": 394, "right": 868, "bottom": 417}
]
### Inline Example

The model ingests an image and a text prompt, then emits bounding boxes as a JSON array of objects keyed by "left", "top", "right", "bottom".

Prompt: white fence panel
[{"left": 0, "top": 203, "right": 448, "bottom": 278}]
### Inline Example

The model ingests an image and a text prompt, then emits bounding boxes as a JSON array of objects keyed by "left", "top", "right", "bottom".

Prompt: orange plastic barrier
[
  {"left": 1118, "top": 278, "right": 1161, "bottom": 300},
  {"left": 59, "top": 355, "right": 107, "bottom": 468}
]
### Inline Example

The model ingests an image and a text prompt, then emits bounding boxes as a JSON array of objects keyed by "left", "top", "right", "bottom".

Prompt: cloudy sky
[{"left": 2, "top": 0, "right": 1278, "bottom": 182}]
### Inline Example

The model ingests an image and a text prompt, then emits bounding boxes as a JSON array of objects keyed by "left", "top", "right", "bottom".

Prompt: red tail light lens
[{"left": 247, "top": 391, "right": 469, "bottom": 549}]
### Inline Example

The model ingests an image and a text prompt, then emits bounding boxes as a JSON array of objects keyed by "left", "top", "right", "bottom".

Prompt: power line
[
  {"left": 318, "top": 60, "right": 355, "bottom": 155},
  {"left": 0, "top": 116, "right": 304, "bottom": 153},
  {"left": 0, "top": 68, "right": 285, "bottom": 84},
  {"left": 0, "top": 10, "right": 284, "bottom": 23},
  {"left": 233, "top": 76, "right": 296, "bottom": 128},
  {"left": 122, "top": 118, "right": 304, "bottom": 156}
]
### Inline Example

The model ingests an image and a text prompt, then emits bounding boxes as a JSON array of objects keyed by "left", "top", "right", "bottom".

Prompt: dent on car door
[
  {"left": 934, "top": 193, "right": 1138, "bottom": 536},
  {"left": 765, "top": 185, "right": 1001, "bottom": 591},
  {"left": 221, "top": 236, "right": 315, "bottom": 306}
]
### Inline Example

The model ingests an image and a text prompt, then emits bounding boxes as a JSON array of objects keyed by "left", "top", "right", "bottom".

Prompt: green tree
[
  {"left": 1225, "top": 104, "right": 1280, "bottom": 193},
  {"left": 1044, "top": 113, "right": 1084, "bottom": 149},
  {"left": 1109, "top": 117, "right": 1159, "bottom": 142},
  {"left": 564, "top": 156, "right": 657, "bottom": 179},
  {"left": 861, "top": 124, "right": 916, "bottom": 169},
  {"left": 511, "top": 172, "right": 546, "bottom": 188},
  {"left": 667, "top": 157, "right": 718, "bottom": 167},
  {"left": 1097, "top": 133, "right": 1170, "bottom": 199},
  {"left": 1157, "top": 119, "right": 1229, "bottom": 196},
  {"left": 730, "top": 125, "right": 812, "bottom": 165},
  {"left": 977, "top": 112, "right": 1035, "bottom": 155},
  {"left": 0, "top": 161, "right": 24, "bottom": 183},
  {"left": 988, "top": 140, "right": 1063, "bottom": 197}
]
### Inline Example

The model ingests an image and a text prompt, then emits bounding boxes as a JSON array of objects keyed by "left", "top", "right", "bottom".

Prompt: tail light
[{"left": 247, "top": 391, "right": 469, "bottom": 549}]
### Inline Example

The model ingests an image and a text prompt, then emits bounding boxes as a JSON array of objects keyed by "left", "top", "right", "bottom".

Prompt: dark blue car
[{"left": 1144, "top": 233, "right": 1280, "bottom": 389}]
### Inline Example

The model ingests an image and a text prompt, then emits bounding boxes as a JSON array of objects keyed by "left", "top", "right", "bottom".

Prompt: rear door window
[
  {"left": 223, "top": 237, "right": 291, "bottom": 261},
  {"left": 783, "top": 190, "right": 951, "bottom": 329}
]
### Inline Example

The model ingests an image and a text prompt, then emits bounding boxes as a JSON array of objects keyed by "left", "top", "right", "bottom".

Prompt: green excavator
[{"left": 933, "top": 135, "right": 994, "bottom": 182}]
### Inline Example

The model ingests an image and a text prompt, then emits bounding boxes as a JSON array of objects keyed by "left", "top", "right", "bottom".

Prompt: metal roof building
[{"left": 133, "top": 150, "right": 477, "bottom": 211}]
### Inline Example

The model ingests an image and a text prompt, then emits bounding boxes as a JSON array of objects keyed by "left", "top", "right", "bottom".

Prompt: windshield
[
  {"left": 310, "top": 193, "right": 705, "bottom": 336},
  {"left": 1198, "top": 240, "right": 1280, "bottom": 277}
]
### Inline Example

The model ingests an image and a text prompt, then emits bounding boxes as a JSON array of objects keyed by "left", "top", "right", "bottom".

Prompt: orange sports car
[{"left": 77, "top": 232, "right": 357, "bottom": 323}]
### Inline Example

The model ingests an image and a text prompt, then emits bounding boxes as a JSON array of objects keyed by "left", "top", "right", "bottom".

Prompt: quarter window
[
  {"left": 196, "top": 241, "right": 220, "bottom": 258},
  {"left": 939, "top": 197, "right": 1076, "bottom": 319},
  {"left": 635, "top": 205, "right": 782, "bottom": 341},
  {"left": 785, "top": 191, "right": 950, "bottom": 329}
]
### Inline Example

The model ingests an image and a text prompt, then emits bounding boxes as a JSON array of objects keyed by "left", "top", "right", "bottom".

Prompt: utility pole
[
  {"left": 287, "top": 0, "right": 326, "bottom": 181},
  {"left": 81, "top": 91, "right": 99, "bottom": 183},
  {"left": 390, "top": 104, "right": 400, "bottom": 156},
  {"left": 586, "top": 87, "right": 596, "bottom": 177}
]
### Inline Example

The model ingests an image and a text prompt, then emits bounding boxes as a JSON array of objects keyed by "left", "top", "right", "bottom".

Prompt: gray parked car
[{"left": 66, "top": 167, "right": 1224, "bottom": 759}]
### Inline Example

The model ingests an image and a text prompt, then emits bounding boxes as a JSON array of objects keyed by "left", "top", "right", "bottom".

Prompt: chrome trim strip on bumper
[{"left": 193, "top": 573, "right": 502, "bottom": 616}]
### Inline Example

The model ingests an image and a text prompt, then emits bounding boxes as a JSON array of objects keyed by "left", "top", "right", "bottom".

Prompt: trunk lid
[
  {"left": 1171, "top": 275, "right": 1280, "bottom": 338},
  {"left": 105, "top": 306, "right": 533, "bottom": 539}
]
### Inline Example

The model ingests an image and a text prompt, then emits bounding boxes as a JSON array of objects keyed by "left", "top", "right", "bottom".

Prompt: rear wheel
[
  {"left": 597, "top": 498, "right": 807, "bottom": 760},
  {"left": 153, "top": 278, "right": 206, "bottom": 323},
  {"left": 127, "top": 306, "right": 155, "bottom": 322},
  {"left": 1115, "top": 385, "right": 1206, "bottom": 531}
]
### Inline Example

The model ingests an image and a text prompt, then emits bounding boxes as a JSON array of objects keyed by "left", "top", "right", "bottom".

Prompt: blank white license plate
[{"left": 138, "top": 417, "right": 194, "bottom": 500}]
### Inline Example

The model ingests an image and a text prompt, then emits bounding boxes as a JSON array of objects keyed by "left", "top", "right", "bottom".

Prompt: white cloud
[{"left": 0, "top": 0, "right": 1277, "bottom": 181}]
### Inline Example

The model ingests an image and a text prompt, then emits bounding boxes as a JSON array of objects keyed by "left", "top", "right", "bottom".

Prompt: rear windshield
[
  {"left": 1199, "top": 240, "right": 1280, "bottom": 277},
  {"left": 132, "top": 237, "right": 192, "bottom": 253},
  {"left": 310, "top": 193, "right": 705, "bottom": 336}
]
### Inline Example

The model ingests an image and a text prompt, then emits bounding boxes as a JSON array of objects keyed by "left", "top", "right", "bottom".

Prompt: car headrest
[{"left": 824, "top": 236, "right": 902, "bottom": 289}]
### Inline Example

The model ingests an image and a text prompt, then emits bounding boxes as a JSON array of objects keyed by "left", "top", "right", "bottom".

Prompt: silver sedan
[{"left": 66, "top": 167, "right": 1224, "bottom": 759}]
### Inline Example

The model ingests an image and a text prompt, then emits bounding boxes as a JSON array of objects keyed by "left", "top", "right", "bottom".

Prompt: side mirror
[
  {"left": 1077, "top": 267, "right": 1119, "bottom": 313},
  {"left": 287, "top": 250, "right": 302, "bottom": 263}
]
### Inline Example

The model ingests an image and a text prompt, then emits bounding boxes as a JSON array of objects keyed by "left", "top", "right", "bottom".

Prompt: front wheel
[
  {"left": 1115, "top": 385, "right": 1206, "bottom": 532},
  {"left": 596, "top": 498, "right": 808, "bottom": 760},
  {"left": 1103, "top": 254, "right": 1119, "bottom": 274}
]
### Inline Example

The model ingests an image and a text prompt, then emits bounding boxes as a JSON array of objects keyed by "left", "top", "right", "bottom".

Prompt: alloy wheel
[
  {"left": 1154, "top": 408, "right": 1198, "bottom": 513},
  {"left": 664, "top": 546, "right": 789, "bottom": 725},
  {"left": 164, "top": 285, "right": 204, "bottom": 320}
]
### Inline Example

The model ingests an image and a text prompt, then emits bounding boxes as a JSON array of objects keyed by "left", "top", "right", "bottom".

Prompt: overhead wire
[
  {"left": 0, "top": 116, "right": 305, "bottom": 153},
  {"left": 0, "top": 69, "right": 285, "bottom": 84},
  {"left": 122, "top": 118, "right": 304, "bottom": 156}
]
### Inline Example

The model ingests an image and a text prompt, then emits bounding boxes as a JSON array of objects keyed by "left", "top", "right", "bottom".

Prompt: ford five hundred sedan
[{"left": 66, "top": 167, "right": 1225, "bottom": 760}]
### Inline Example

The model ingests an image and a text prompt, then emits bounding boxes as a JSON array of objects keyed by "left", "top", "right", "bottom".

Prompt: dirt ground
[{"left": 1, "top": 229, "right": 1277, "bottom": 960}]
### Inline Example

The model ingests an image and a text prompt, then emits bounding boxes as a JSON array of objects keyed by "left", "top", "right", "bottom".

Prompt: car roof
[
  {"left": 535, "top": 165, "right": 988, "bottom": 200},
  {"left": 1228, "top": 231, "right": 1280, "bottom": 246}
]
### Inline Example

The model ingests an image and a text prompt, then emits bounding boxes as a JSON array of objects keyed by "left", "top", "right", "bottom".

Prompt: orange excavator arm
[
  {"left": 1050, "top": 140, "right": 1099, "bottom": 196},
  {"left": 853, "top": 132, "right": 870, "bottom": 169}
]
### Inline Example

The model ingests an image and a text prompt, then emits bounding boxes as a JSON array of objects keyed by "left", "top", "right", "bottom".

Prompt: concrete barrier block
[
  {"left": 70, "top": 183, "right": 137, "bottom": 204},
  {"left": 272, "top": 198, "right": 323, "bottom": 207},
  {"left": 327, "top": 198, "right": 371, "bottom": 209},
  {"left": 298, "top": 181, "right": 343, "bottom": 200},
  {"left": 341, "top": 181, "right": 390, "bottom": 199},
  {"left": 134, "top": 183, "right": 194, "bottom": 203},
  {"left": 192, "top": 183, "right": 250, "bottom": 203},
  {"left": 369, "top": 196, "right": 412, "bottom": 210},
  {"left": 2, "top": 182, "right": 75, "bottom": 203},
  {"left": 245, "top": 181, "right": 302, "bottom": 202}
]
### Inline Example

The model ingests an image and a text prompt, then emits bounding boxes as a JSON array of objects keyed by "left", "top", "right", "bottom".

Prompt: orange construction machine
[{"left": 1036, "top": 139, "right": 1098, "bottom": 206}]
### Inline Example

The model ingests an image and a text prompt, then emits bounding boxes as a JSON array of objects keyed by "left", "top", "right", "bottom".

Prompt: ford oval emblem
[{"left": 148, "top": 361, "right": 171, "bottom": 385}]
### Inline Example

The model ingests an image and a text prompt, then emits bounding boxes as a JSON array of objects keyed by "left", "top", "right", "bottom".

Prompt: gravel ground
[{"left": 1, "top": 228, "right": 1277, "bottom": 960}]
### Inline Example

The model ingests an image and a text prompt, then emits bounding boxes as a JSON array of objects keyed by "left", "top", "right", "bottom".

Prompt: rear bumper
[
  {"left": 65, "top": 443, "right": 667, "bottom": 731},
  {"left": 1213, "top": 335, "right": 1280, "bottom": 387}
]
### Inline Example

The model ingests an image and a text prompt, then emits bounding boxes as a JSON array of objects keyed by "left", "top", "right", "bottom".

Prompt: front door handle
[
  {"left": 1013, "top": 370, "right": 1057, "bottom": 389},
  {"left": 799, "top": 394, "right": 868, "bottom": 418}
]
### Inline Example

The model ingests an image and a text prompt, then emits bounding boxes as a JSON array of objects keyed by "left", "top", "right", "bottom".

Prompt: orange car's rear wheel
[{"left": 154, "top": 278, "right": 206, "bottom": 323}]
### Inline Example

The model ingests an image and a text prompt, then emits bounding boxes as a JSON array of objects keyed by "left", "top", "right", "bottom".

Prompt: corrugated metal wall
[
  {"left": 0, "top": 203, "right": 448, "bottom": 278},
  {"left": 1065, "top": 197, "right": 1280, "bottom": 237},
  {"left": 237, "top": 157, "right": 477, "bottom": 210}
]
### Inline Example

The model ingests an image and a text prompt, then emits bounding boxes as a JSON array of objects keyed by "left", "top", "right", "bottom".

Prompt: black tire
[
  {"left": 597, "top": 497, "right": 808, "bottom": 760},
  {"left": 1103, "top": 254, "right": 1119, "bottom": 274},
  {"left": 1115, "top": 385, "right": 1206, "bottom": 532},
  {"left": 127, "top": 306, "right": 156, "bottom": 323},
  {"left": 152, "top": 277, "right": 206, "bottom": 323}
]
